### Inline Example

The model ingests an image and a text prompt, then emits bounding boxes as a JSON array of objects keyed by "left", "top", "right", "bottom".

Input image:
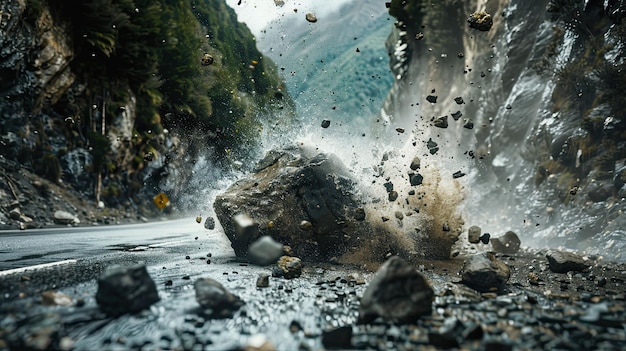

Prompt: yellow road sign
[{"left": 153, "top": 192, "right": 170, "bottom": 210}]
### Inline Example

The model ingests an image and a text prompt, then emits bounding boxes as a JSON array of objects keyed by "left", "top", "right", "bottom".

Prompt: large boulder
[{"left": 214, "top": 147, "right": 366, "bottom": 261}]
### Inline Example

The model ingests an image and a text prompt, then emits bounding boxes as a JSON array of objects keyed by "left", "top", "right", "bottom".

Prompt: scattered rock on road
[
  {"left": 358, "top": 256, "right": 434, "bottom": 324},
  {"left": 194, "top": 277, "right": 244, "bottom": 317},
  {"left": 461, "top": 252, "right": 510, "bottom": 292},
  {"left": 546, "top": 251, "right": 589, "bottom": 273},
  {"left": 248, "top": 236, "right": 284, "bottom": 266},
  {"left": 491, "top": 231, "right": 521, "bottom": 254},
  {"left": 95, "top": 265, "right": 160, "bottom": 316}
]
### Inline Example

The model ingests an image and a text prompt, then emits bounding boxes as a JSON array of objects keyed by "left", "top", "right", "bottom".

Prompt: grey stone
[
  {"left": 546, "top": 251, "right": 589, "bottom": 273},
  {"left": 53, "top": 210, "right": 79, "bottom": 225},
  {"left": 274, "top": 256, "right": 302, "bottom": 279},
  {"left": 461, "top": 252, "right": 510, "bottom": 292},
  {"left": 434, "top": 115, "right": 448, "bottom": 128},
  {"left": 96, "top": 265, "right": 159, "bottom": 316},
  {"left": 491, "top": 231, "right": 521, "bottom": 254},
  {"left": 204, "top": 216, "right": 216, "bottom": 230},
  {"left": 468, "top": 226, "right": 481, "bottom": 243},
  {"left": 409, "top": 173, "right": 423, "bottom": 186},
  {"left": 248, "top": 236, "right": 284, "bottom": 266},
  {"left": 358, "top": 256, "right": 434, "bottom": 324},
  {"left": 468, "top": 11, "right": 493, "bottom": 31},
  {"left": 410, "top": 156, "right": 421, "bottom": 170},
  {"left": 194, "top": 278, "right": 244, "bottom": 316}
]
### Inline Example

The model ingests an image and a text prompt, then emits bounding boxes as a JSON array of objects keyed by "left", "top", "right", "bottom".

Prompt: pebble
[
  {"left": 461, "top": 252, "right": 510, "bottom": 292},
  {"left": 95, "top": 265, "right": 160, "bottom": 316},
  {"left": 468, "top": 225, "right": 481, "bottom": 243},
  {"left": 248, "top": 236, "right": 284, "bottom": 266},
  {"left": 546, "top": 251, "right": 589, "bottom": 273}
]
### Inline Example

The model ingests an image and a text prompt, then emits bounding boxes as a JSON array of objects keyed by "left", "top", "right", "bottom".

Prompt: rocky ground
[
  {"left": 0, "top": 156, "right": 169, "bottom": 230},
  {"left": 0, "top": 238, "right": 624, "bottom": 351}
]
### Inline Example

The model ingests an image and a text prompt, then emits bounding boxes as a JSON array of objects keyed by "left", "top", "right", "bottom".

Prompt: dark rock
[
  {"left": 354, "top": 207, "right": 366, "bottom": 221},
  {"left": 256, "top": 274, "right": 270, "bottom": 288},
  {"left": 409, "top": 173, "right": 423, "bottom": 186},
  {"left": 410, "top": 156, "right": 421, "bottom": 170},
  {"left": 388, "top": 190, "right": 399, "bottom": 201},
  {"left": 53, "top": 210, "right": 79, "bottom": 225},
  {"left": 201, "top": 53, "right": 214, "bottom": 66},
  {"left": 305, "top": 13, "right": 318, "bottom": 23},
  {"left": 204, "top": 216, "right": 216, "bottom": 230},
  {"left": 276, "top": 256, "right": 302, "bottom": 279},
  {"left": 427, "top": 138, "right": 439, "bottom": 154},
  {"left": 468, "top": 225, "right": 481, "bottom": 243},
  {"left": 546, "top": 251, "right": 589, "bottom": 273},
  {"left": 434, "top": 116, "right": 449, "bottom": 128},
  {"left": 194, "top": 278, "right": 244, "bottom": 316},
  {"left": 491, "top": 231, "right": 521, "bottom": 254},
  {"left": 96, "top": 265, "right": 160, "bottom": 316},
  {"left": 383, "top": 181, "right": 394, "bottom": 192},
  {"left": 426, "top": 95, "right": 438, "bottom": 103},
  {"left": 454, "top": 96, "right": 465, "bottom": 104},
  {"left": 248, "top": 236, "right": 284, "bottom": 266},
  {"left": 214, "top": 148, "right": 367, "bottom": 260},
  {"left": 358, "top": 256, "right": 434, "bottom": 324},
  {"left": 452, "top": 171, "right": 465, "bottom": 179},
  {"left": 461, "top": 252, "right": 510, "bottom": 292},
  {"left": 463, "top": 118, "right": 474, "bottom": 129},
  {"left": 587, "top": 184, "right": 613, "bottom": 202},
  {"left": 321, "top": 326, "right": 352, "bottom": 349},
  {"left": 468, "top": 11, "right": 493, "bottom": 31},
  {"left": 321, "top": 119, "right": 331, "bottom": 128},
  {"left": 451, "top": 110, "right": 463, "bottom": 120},
  {"left": 480, "top": 233, "right": 490, "bottom": 244}
]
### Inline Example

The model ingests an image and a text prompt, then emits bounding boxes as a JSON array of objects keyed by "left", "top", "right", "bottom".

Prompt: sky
[{"left": 224, "top": 0, "right": 354, "bottom": 35}]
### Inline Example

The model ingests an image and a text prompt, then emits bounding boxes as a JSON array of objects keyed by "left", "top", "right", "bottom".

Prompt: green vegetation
[{"left": 19, "top": 0, "right": 294, "bottom": 202}]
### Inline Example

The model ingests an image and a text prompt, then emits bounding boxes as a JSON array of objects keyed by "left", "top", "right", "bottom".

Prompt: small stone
[
  {"left": 321, "top": 119, "right": 331, "bottom": 128},
  {"left": 410, "top": 156, "right": 421, "bottom": 170},
  {"left": 434, "top": 116, "right": 448, "bottom": 128},
  {"left": 461, "top": 252, "right": 510, "bottom": 292},
  {"left": 480, "top": 233, "right": 490, "bottom": 244},
  {"left": 395, "top": 211, "right": 404, "bottom": 220},
  {"left": 305, "top": 13, "right": 318, "bottom": 23},
  {"left": 321, "top": 326, "right": 352, "bottom": 349},
  {"left": 358, "top": 256, "right": 434, "bottom": 324},
  {"left": 354, "top": 208, "right": 366, "bottom": 221},
  {"left": 452, "top": 171, "right": 465, "bottom": 179},
  {"left": 463, "top": 118, "right": 474, "bottom": 129},
  {"left": 409, "top": 173, "right": 423, "bottom": 186},
  {"left": 451, "top": 111, "right": 463, "bottom": 120},
  {"left": 276, "top": 256, "right": 302, "bottom": 279},
  {"left": 194, "top": 277, "right": 244, "bottom": 316},
  {"left": 201, "top": 53, "right": 214, "bottom": 66},
  {"left": 415, "top": 32, "right": 424, "bottom": 40},
  {"left": 427, "top": 138, "right": 439, "bottom": 154},
  {"left": 41, "top": 291, "right": 73, "bottom": 306},
  {"left": 204, "top": 216, "right": 215, "bottom": 230},
  {"left": 426, "top": 95, "right": 438, "bottom": 103},
  {"left": 468, "top": 226, "right": 481, "bottom": 243},
  {"left": 248, "top": 236, "right": 284, "bottom": 266},
  {"left": 299, "top": 220, "right": 312, "bottom": 230},
  {"left": 396, "top": 128, "right": 405, "bottom": 133},
  {"left": 388, "top": 190, "right": 399, "bottom": 202},
  {"left": 454, "top": 96, "right": 465, "bottom": 104},
  {"left": 256, "top": 274, "right": 270, "bottom": 288},
  {"left": 491, "top": 231, "right": 521, "bottom": 254},
  {"left": 96, "top": 265, "right": 160, "bottom": 316},
  {"left": 546, "top": 251, "right": 589, "bottom": 273},
  {"left": 468, "top": 11, "right": 493, "bottom": 31}
]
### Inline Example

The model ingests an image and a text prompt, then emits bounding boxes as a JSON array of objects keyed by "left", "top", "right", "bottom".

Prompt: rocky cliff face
[
  {"left": 0, "top": 0, "right": 294, "bottom": 228},
  {"left": 383, "top": 0, "right": 626, "bottom": 259}
]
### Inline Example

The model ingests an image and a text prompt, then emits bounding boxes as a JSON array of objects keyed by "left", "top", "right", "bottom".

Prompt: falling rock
[
  {"left": 248, "top": 236, "right": 284, "bottom": 266},
  {"left": 409, "top": 173, "right": 423, "bottom": 186},
  {"left": 388, "top": 190, "right": 399, "bottom": 201},
  {"left": 468, "top": 225, "right": 481, "bottom": 243},
  {"left": 461, "top": 252, "right": 510, "bottom": 292},
  {"left": 53, "top": 210, "right": 79, "bottom": 225},
  {"left": 274, "top": 256, "right": 302, "bottom": 279},
  {"left": 454, "top": 96, "right": 465, "bottom": 104},
  {"left": 451, "top": 110, "right": 463, "bottom": 120},
  {"left": 468, "top": 11, "right": 493, "bottom": 31},
  {"left": 358, "top": 256, "right": 434, "bottom": 324},
  {"left": 204, "top": 216, "right": 216, "bottom": 230},
  {"left": 480, "top": 233, "right": 490, "bottom": 244},
  {"left": 463, "top": 118, "right": 474, "bottom": 129},
  {"left": 201, "top": 53, "right": 214, "bottom": 66},
  {"left": 491, "top": 231, "right": 521, "bottom": 254},
  {"left": 546, "top": 251, "right": 589, "bottom": 273},
  {"left": 305, "top": 12, "right": 318, "bottom": 23},
  {"left": 321, "top": 119, "right": 331, "bottom": 128},
  {"left": 256, "top": 274, "right": 270, "bottom": 288},
  {"left": 426, "top": 95, "right": 438, "bottom": 103},
  {"left": 410, "top": 156, "right": 421, "bottom": 170},
  {"left": 427, "top": 138, "right": 439, "bottom": 154},
  {"left": 434, "top": 116, "right": 448, "bottom": 128},
  {"left": 214, "top": 147, "right": 367, "bottom": 260},
  {"left": 96, "top": 265, "right": 159, "bottom": 316},
  {"left": 194, "top": 278, "right": 244, "bottom": 316}
]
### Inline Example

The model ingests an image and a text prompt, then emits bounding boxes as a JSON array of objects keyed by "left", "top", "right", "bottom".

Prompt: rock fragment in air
[
  {"left": 321, "top": 119, "right": 331, "bottom": 128},
  {"left": 434, "top": 116, "right": 448, "bottom": 128},
  {"left": 426, "top": 95, "right": 438, "bottom": 103},
  {"left": 546, "top": 251, "right": 589, "bottom": 273},
  {"left": 410, "top": 156, "right": 421, "bottom": 170},
  {"left": 274, "top": 0, "right": 285, "bottom": 6},
  {"left": 451, "top": 111, "right": 463, "bottom": 120},
  {"left": 452, "top": 171, "right": 465, "bottom": 179},
  {"left": 463, "top": 118, "right": 474, "bottom": 129},
  {"left": 248, "top": 236, "right": 284, "bottom": 266},
  {"left": 194, "top": 277, "right": 244, "bottom": 317},
  {"left": 468, "top": 225, "right": 481, "bottom": 243},
  {"left": 467, "top": 11, "right": 493, "bottom": 31},
  {"left": 201, "top": 53, "right": 214, "bottom": 66},
  {"left": 305, "top": 13, "right": 317, "bottom": 23},
  {"left": 461, "top": 252, "right": 510, "bottom": 292},
  {"left": 96, "top": 265, "right": 159, "bottom": 316},
  {"left": 195, "top": 216, "right": 202, "bottom": 223},
  {"left": 491, "top": 231, "right": 521, "bottom": 254},
  {"left": 358, "top": 256, "right": 434, "bottom": 324},
  {"left": 427, "top": 138, "right": 439, "bottom": 155},
  {"left": 454, "top": 96, "right": 465, "bottom": 104},
  {"left": 409, "top": 173, "right": 423, "bottom": 186},
  {"left": 204, "top": 216, "right": 216, "bottom": 230}
]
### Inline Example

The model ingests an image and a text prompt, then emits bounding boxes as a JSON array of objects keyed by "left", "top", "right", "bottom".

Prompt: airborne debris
[
  {"left": 454, "top": 96, "right": 465, "bottom": 104},
  {"left": 451, "top": 111, "right": 463, "bottom": 120},
  {"left": 468, "top": 11, "right": 493, "bottom": 31},
  {"left": 321, "top": 119, "right": 331, "bottom": 128},
  {"left": 463, "top": 118, "right": 474, "bottom": 129},
  {"left": 396, "top": 128, "right": 405, "bottom": 133},
  {"left": 274, "top": 0, "right": 284, "bottom": 7},
  {"left": 452, "top": 171, "right": 465, "bottom": 179},
  {"left": 415, "top": 32, "right": 424, "bottom": 40},
  {"left": 434, "top": 116, "right": 448, "bottom": 128},
  {"left": 427, "top": 138, "right": 439, "bottom": 155},
  {"left": 426, "top": 95, "right": 438, "bottom": 103},
  {"left": 195, "top": 216, "right": 202, "bottom": 223},
  {"left": 201, "top": 53, "right": 214, "bottom": 66},
  {"left": 305, "top": 13, "right": 317, "bottom": 23}
]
